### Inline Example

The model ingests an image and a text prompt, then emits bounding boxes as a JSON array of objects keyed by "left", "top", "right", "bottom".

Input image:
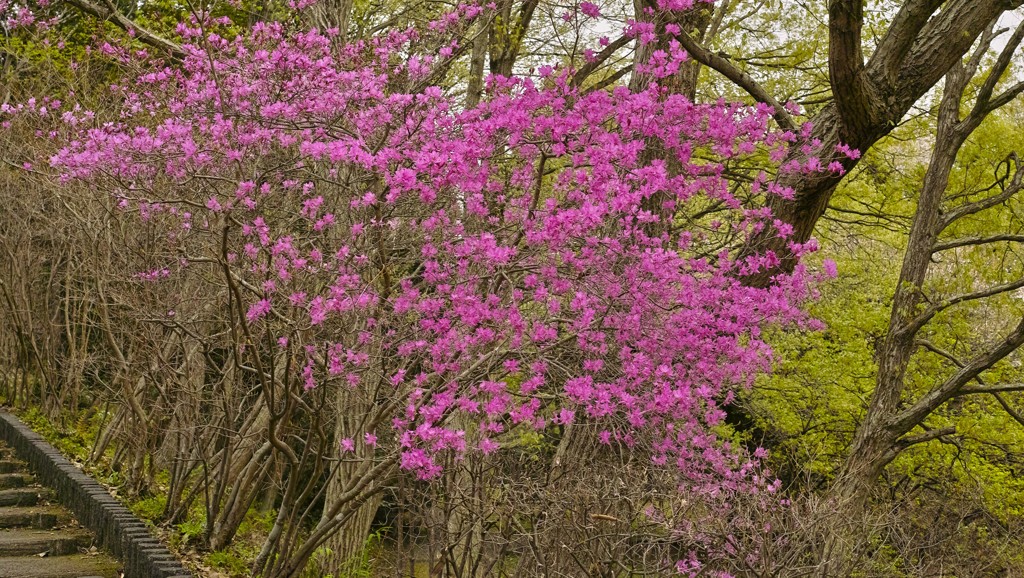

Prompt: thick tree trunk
[
  {"left": 321, "top": 493, "right": 382, "bottom": 576},
  {"left": 305, "top": 0, "right": 354, "bottom": 42},
  {"left": 816, "top": 37, "right": 1024, "bottom": 566},
  {"left": 629, "top": 0, "right": 712, "bottom": 99},
  {"left": 740, "top": 0, "right": 1019, "bottom": 287}
]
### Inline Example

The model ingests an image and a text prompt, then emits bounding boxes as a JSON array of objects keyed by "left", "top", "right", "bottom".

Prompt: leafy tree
[
  {"left": 0, "top": 2, "right": 838, "bottom": 575},
  {"left": 7, "top": 0, "right": 1024, "bottom": 575}
]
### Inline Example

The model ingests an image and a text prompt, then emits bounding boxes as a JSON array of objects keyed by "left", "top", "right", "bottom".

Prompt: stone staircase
[{"left": 0, "top": 443, "right": 120, "bottom": 578}]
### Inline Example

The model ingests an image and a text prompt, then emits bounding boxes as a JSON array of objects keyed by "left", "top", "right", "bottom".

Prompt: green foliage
[
  {"left": 750, "top": 250, "right": 897, "bottom": 483},
  {"left": 199, "top": 507, "right": 278, "bottom": 577},
  {"left": 304, "top": 527, "right": 386, "bottom": 578},
  {"left": 132, "top": 494, "right": 168, "bottom": 525},
  {"left": 176, "top": 512, "right": 206, "bottom": 547},
  {"left": 18, "top": 407, "right": 93, "bottom": 464},
  {"left": 206, "top": 550, "right": 254, "bottom": 576},
  {"left": 746, "top": 103, "right": 1024, "bottom": 571}
]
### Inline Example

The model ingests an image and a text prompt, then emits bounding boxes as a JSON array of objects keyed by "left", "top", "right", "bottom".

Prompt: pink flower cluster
[{"left": 45, "top": 4, "right": 825, "bottom": 497}]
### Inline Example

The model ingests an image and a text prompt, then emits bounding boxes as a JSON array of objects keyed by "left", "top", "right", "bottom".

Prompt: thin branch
[
  {"left": 897, "top": 426, "right": 956, "bottom": 448},
  {"left": 985, "top": 80, "right": 1024, "bottom": 115},
  {"left": 942, "top": 154, "right": 1024, "bottom": 227},
  {"left": 60, "top": 0, "right": 184, "bottom": 60},
  {"left": 962, "top": 21, "right": 1003, "bottom": 86},
  {"left": 904, "top": 276, "right": 1024, "bottom": 337},
  {"left": 932, "top": 234, "right": 1024, "bottom": 254},
  {"left": 571, "top": 34, "right": 632, "bottom": 88},
  {"left": 584, "top": 65, "right": 633, "bottom": 94},
  {"left": 958, "top": 383, "right": 1024, "bottom": 395},
  {"left": 702, "top": 0, "right": 731, "bottom": 44},
  {"left": 917, "top": 340, "right": 1024, "bottom": 402},
  {"left": 891, "top": 317, "right": 1024, "bottom": 434},
  {"left": 972, "top": 19, "right": 1024, "bottom": 118},
  {"left": 881, "top": 424, "right": 957, "bottom": 467},
  {"left": 992, "top": 392, "right": 1024, "bottom": 428},
  {"left": 916, "top": 339, "right": 963, "bottom": 366},
  {"left": 672, "top": 30, "right": 795, "bottom": 130}
]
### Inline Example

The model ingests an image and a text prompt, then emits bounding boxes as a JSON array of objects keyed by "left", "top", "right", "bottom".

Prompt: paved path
[{"left": 0, "top": 443, "right": 119, "bottom": 578}]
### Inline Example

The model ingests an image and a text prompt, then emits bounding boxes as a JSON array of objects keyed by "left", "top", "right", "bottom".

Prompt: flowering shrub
[
  {"left": 0, "top": 1, "right": 849, "bottom": 573},
  {"left": 43, "top": 2, "right": 832, "bottom": 491}
]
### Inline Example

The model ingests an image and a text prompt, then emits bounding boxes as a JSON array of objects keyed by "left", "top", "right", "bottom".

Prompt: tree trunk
[
  {"left": 741, "top": 0, "right": 1019, "bottom": 287},
  {"left": 320, "top": 385, "right": 381, "bottom": 575},
  {"left": 305, "top": 0, "right": 354, "bottom": 42},
  {"left": 817, "top": 49, "right": 1016, "bottom": 570},
  {"left": 629, "top": 0, "right": 712, "bottom": 99}
]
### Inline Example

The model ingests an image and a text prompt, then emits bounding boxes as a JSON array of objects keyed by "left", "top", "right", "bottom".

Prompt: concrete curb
[{"left": 0, "top": 411, "right": 192, "bottom": 578}]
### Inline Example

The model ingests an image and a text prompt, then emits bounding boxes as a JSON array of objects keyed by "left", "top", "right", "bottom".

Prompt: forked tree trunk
[{"left": 818, "top": 26, "right": 1024, "bottom": 568}]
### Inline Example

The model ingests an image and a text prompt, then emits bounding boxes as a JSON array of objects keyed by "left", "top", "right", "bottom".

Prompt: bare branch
[
  {"left": 898, "top": 0, "right": 1023, "bottom": 110},
  {"left": 897, "top": 426, "right": 956, "bottom": 447},
  {"left": 702, "top": 0, "right": 731, "bottom": 44},
  {"left": 971, "top": 19, "right": 1024, "bottom": 119},
  {"left": 891, "top": 317, "right": 1024, "bottom": 434},
  {"left": 672, "top": 30, "right": 796, "bottom": 131},
  {"left": 59, "top": 0, "right": 184, "bottom": 60},
  {"left": 932, "top": 234, "right": 1024, "bottom": 253},
  {"left": 584, "top": 65, "right": 633, "bottom": 94},
  {"left": 962, "top": 21, "right": 1003, "bottom": 85},
  {"left": 880, "top": 425, "right": 957, "bottom": 467},
  {"left": 958, "top": 383, "right": 1024, "bottom": 395},
  {"left": 992, "top": 392, "right": 1024, "bottom": 428},
  {"left": 916, "top": 339, "right": 964, "bottom": 366},
  {"left": 985, "top": 80, "right": 1024, "bottom": 115},
  {"left": 571, "top": 34, "right": 633, "bottom": 88},
  {"left": 942, "top": 154, "right": 1024, "bottom": 226},
  {"left": 867, "top": 0, "right": 945, "bottom": 82},
  {"left": 904, "top": 276, "right": 1024, "bottom": 337}
]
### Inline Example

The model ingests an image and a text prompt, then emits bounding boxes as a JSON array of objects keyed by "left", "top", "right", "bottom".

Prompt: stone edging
[{"left": 0, "top": 410, "right": 192, "bottom": 578}]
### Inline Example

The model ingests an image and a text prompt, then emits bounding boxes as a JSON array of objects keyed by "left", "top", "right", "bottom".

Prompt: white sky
[{"left": 994, "top": 10, "right": 1024, "bottom": 53}]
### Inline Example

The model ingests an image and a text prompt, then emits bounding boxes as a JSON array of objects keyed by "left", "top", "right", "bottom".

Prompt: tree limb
[
  {"left": 673, "top": 30, "right": 796, "bottom": 131},
  {"left": 972, "top": 19, "right": 1024, "bottom": 118},
  {"left": 897, "top": 0, "right": 1024, "bottom": 114},
  {"left": 992, "top": 392, "right": 1024, "bottom": 428},
  {"left": 584, "top": 65, "right": 633, "bottom": 94},
  {"left": 942, "top": 154, "right": 1024, "bottom": 227},
  {"left": 932, "top": 234, "right": 1024, "bottom": 254},
  {"left": 897, "top": 426, "right": 956, "bottom": 447},
  {"left": 571, "top": 34, "right": 632, "bottom": 88},
  {"left": 958, "top": 383, "right": 1024, "bottom": 395},
  {"left": 60, "top": 0, "right": 184, "bottom": 60},
  {"left": 918, "top": 342, "right": 1024, "bottom": 397},
  {"left": 828, "top": 0, "right": 881, "bottom": 137},
  {"left": 903, "top": 276, "right": 1024, "bottom": 338},
  {"left": 867, "top": 0, "right": 945, "bottom": 83},
  {"left": 880, "top": 425, "right": 957, "bottom": 467},
  {"left": 891, "top": 317, "right": 1024, "bottom": 434}
]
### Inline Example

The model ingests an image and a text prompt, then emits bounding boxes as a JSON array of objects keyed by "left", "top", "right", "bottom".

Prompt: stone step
[
  {"left": 0, "top": 461, "right": 26, "bottom": 474},
  {"left": 0, "top": 553, "right": 119, "bottom": 577},
  {"left": 0, "top": 527, "right": 94, "bottom": 557},
  {"left": 0, "top": 488, "right": 51, "bottom": 508},
  {"left": 0, "top": 506, "right": 67, "bottom": 529},
  {"left": 0, "top": 421, "right": 184, "bottom": 578},
  {"left": 0, "top": 474, "right": 33, "bottom": 490}
]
